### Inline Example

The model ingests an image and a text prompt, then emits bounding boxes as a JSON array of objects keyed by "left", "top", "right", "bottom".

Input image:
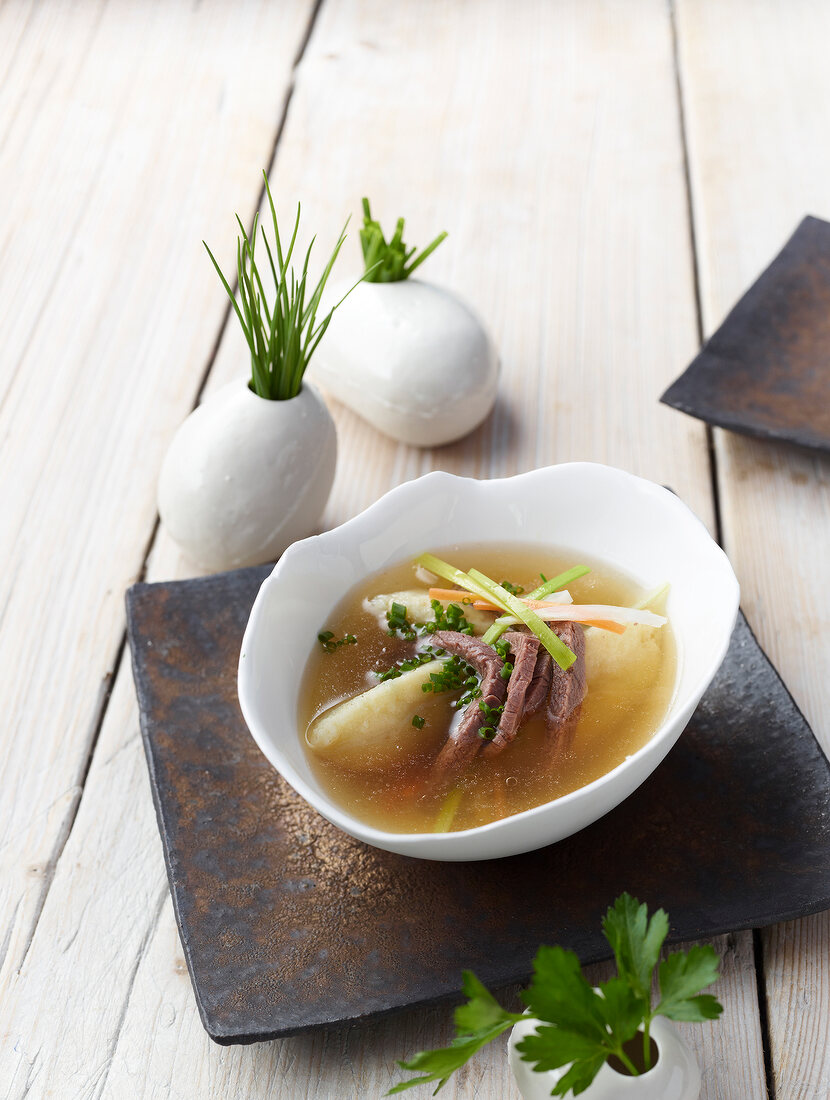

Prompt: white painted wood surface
[
  {"left": 1, "top": 0, "right": 827, "bottom": 1097},
  {"left": 0, "top": 0, "right": 315, "bottom": 992},
  {"left": 676, "top": 1, "right": 830, "bottom": 1096}
]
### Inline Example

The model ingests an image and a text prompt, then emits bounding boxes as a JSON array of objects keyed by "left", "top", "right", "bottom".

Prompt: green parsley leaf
[
  {"left": 552, "top": 1055, "right": 609, "bottom": 1098},
  {"left": 656, "top": 946, "right": 723, "bottom": 1022},
  {"left": 595, "top": 976, "right": 644, "bottom": 1045},
  {"left": 516, "top": 1025, "right": 608, "bottom": 1097},
  {"left": 388, "top": 894, "right": 723, "bottom": 1096},
  {"left": 521, "top": 946, "right": 607, "bottom": 1042},
  {"left": 602, "top": 892, "right": 669, "bottom": 1001},
  {"left": 386, "top": 971, "right": 522, "bottom": 1095},
  {"left": 454, "top": 971, "right": 517, "bottom": 1033}
]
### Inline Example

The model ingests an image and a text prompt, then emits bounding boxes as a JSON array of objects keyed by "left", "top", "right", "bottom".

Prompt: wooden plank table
[{"left": 1, "top": 1, "right": 827, "bottom": 1096}]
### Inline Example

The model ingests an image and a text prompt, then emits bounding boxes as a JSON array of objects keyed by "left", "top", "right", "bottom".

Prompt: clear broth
[{"left": 299, "top": 544, "right": 676, "bottom": 833}]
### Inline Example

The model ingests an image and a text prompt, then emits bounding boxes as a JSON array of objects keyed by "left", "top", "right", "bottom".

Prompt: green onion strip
[
  {"left": 482, "top": 565, "right": 590, "bottom": 647},
  {"left": 433, "top": 787, "right": 463, "bottom": 833},
  {"left": 467, "top": 570, "right": 576, "bottom": 671},
  {"left": 416, "top": 553, "right": 586, "bottom": 672}
]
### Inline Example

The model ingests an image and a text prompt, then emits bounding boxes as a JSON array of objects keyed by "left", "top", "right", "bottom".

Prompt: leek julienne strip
[
  {"left": 635, "top": 581, "right": 670, "bottom": 613},
  {"left": 434, "top": 787, "right": 463, "bottom": 832},
  {"left": 417, "top": 552, "right": 579, "bottom": 667},
  {"left": 531, "top": 564, "right": 591, "bottom": 602},
  {"left": 482, "top": 564, "right": 590, "bottom": 646},
  {"left": 468, "top": 570, "right": 576, "bottom": 670},
  {"left": 416, "top": 553, "right": 512, "bottom": 613}
]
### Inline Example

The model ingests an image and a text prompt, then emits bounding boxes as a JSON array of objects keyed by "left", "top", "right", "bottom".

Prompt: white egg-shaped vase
[
  {"left": 508, "top": 1015, "right": 701, "bottom": 1100},
  {"left": 310, "top": 279, "right": 498, "bottom": 447},
  {"left": 158, "top": 379, "right": 336, "bottom": 571}
]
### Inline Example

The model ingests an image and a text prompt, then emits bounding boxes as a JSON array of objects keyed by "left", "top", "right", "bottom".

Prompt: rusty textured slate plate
[
  {"left": 126, "top": 566, "right": 830, "bottom": 1046},
  {"left": 661, "top": 215, "right": 830, "bottom": 452}
]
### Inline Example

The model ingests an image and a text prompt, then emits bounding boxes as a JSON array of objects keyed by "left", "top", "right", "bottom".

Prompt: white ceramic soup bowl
[{"left": 238, "top": 463, "right": 739, "bottom": 861}]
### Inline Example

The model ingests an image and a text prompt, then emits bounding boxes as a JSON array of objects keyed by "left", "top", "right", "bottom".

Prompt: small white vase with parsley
[
  {"left": 310, "top": 200, "right": 499, "bottom": 447},
  {"left": 158, "top": 176, "right": 352, "bottom": 571},
  {"left": 389, "top": 894, "right": 720, "bottom": 1099}
]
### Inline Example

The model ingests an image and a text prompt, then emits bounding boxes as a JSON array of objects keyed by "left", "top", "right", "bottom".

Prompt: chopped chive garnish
[
  {"left": 386, "top": 602, "right": 417, "bottom": 641},
  {"left": 478, "top": 700, "right": 504, "bottom": 721},
  {"left": 418, "top": 599, "right": 474, "bottom": 636},
  {"left": 318, "top": 630, "right": 357, "bottom": 653},
  {"left": 500, "top": 580, "right": 524, "bottom": 596},
  {"left": 412, "top": 715, "right": 425, "bottom": 729}
]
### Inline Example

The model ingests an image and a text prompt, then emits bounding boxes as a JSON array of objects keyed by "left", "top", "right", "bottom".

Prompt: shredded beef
[
  {"left": 545, "top": 622, "right": 587, "bottom": 744},
  {"left": 523, "top": 648, "right": 552, "bottom": 717},
  {"left": 481, "top": 632, "right": 540, "bottom": 756},
  {"left": 430, "top": 631, "right": 506, "bottom": 774}
]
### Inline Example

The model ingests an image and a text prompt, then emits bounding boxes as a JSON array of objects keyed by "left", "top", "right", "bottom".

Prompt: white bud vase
[
  {"left": 310, "top": 279, "right": 498, "bottom": 447},
  {"left": 508, "top": 1015, "right": 701, "bottom": 1100},
  {"left": 158, "top": 378, "right": 336, "bottom": 571}
]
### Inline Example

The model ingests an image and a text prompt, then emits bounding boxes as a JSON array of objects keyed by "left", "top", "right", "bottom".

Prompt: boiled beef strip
[
  {"left": 430, "top": 631, "right": 507, "bottom": 774},
  {"left": 523, "top": 648, "right": 552, "bottom": 717},
  {"left": 481, "top": 631, "right": 540, "bottom": 757},
  {"left": 546, "top": 622, "right": 587, "bottom": 743}
]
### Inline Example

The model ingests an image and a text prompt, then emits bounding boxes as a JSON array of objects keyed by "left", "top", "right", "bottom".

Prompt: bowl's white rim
[{"left": 238, "top": 462, "right": 740, "bottom": 849}]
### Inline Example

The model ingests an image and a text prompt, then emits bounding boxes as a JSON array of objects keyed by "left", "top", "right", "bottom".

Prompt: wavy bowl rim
[{"left": 238, "top": 463, "right": 740, "bottom": 851}]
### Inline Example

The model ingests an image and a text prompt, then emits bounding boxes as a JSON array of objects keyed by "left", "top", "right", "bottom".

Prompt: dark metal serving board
[
  {"left": 661, "top": 214, "right": 830, "bottom": 453},
  {"left": 126, "top": 566, "right": 830, "bottom": 1046}
]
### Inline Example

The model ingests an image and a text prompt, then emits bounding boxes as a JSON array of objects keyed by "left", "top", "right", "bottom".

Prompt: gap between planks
[
  {"left": 7, "top": 0, "right": 326, "bottom": 984},
  {"left": 667, "top": 0, "right": 723, "bottom": 549},
  {"left": 669, "top": 1, "right": 772, "bottom": 1094}
]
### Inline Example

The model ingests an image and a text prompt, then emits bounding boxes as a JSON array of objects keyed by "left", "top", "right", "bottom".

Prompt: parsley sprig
[{"left": 388, "top": 894, "right": 722, "bottom": 1096}]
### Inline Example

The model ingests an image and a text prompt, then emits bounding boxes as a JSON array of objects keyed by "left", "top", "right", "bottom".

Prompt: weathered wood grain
[
  {"left": 0, "top": 0, "right": 316, "bottom": 1080},
  {"left": 0, "top": 0, "right": 315, "bottom": 996},
  {"left": 675, "top": 0, "right": 830, "bottom": 1096},
  {"left": 3, "top": 0, "right": 809, "bottom": 1096},
  {"left": 0, "top": 1, "right": 771, "bottom": 1098}
]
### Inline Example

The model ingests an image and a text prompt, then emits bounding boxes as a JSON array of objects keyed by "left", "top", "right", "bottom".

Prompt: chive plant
[
  {"left": 204, "top": 172, "right": 355, "bottom": 401},
  {"left": 359, "top": 198, "right": 448, "bottom": 282}
]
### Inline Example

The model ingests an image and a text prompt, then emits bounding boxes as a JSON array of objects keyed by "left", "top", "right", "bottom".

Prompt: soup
[{"left": 299, "top": 544, "right": 676, "bottom": 833}]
